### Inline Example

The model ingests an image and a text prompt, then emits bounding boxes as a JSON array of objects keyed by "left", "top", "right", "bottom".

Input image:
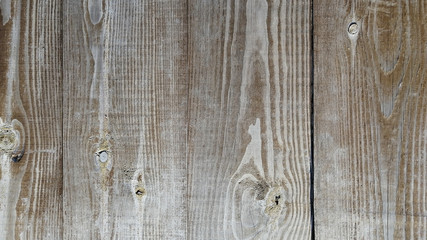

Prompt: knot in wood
[
  {"left": 348, "top": 22, "right": 359, "bottom": 35},
  {"left": 0, "top": 123, "right": 19, "bottom": 153},
  {"left": 264, "top": 186, "right": 285, "bottom": 219},
  {"left": 135, "top": 187, "right": 146, "bottom": 198},
  {"left": 98, "top": 151, "right": 108, "bottom": 162},
  {"left": 0, "top": 119, "right": 25, "bottom": 162}
]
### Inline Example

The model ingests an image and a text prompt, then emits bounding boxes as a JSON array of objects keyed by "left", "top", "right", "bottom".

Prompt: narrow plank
[
  {"left": 314, "top": 0, "right": 427, "bottom": 239},
  {"left": 0, "top": 0, "right": 63, "bottom": 239},
  {"left": 188, "top": 0, "right": 312, "bottom": 239},
  {"left": 63, "top": 0, "right": 188, "bottom": 239}
]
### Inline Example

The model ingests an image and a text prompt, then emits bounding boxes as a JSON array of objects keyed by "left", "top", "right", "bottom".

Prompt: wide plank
[
  {"left": 314, "top": 0, "right": 427, "bottom": 239},
  {"left": 188, "top": 0, "right": 312, "bottom": 239},
  {"left": 63, "top": 0, "right": 188, "bottom": 239},
  {"left": 0, "top": 0, "right": 63, "bottom": 238}
]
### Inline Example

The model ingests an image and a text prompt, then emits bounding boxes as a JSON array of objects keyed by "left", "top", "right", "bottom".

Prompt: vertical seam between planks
[
  {"left": 309, "top": 0, "right": 315, "bottom": 239},
  {"left": 61, "top": 0, "right": 65, "bottom": 239},
  {"left": 185, "top": 0, "right": 190, "bottom": 239}
]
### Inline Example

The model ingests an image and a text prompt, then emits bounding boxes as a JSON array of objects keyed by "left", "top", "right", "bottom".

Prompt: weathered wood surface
[
  {"left": 314, "top": 0, "right": 427, "bottom": 239},
  {"left": 188, "top": 0, "right": 312, "bottom": 239},
  {"left": 0, "top": 0, "right": 426, "bottom": 239},
  {"left": 0, "top": 0, "right": 63, "bottom": 239},
  {"left": 63, "top": 0, "right": 188, "bottom": 239}
]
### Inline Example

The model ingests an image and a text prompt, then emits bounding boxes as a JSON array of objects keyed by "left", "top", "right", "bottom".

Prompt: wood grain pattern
[
  {"left": 1, "top": 0, "right": 425, "bottom": 239},
  {"left": 0, "top": 0, "right": 63, "bottom": 239},
  {"left": 314, "top": 0, "right": 427, "bottom": 239},
  {"left": 187, "top": 0, "right": 312, "bottom": 239},
  {"left": 63, "top": 0, "right": 188, "bottom": 239}
]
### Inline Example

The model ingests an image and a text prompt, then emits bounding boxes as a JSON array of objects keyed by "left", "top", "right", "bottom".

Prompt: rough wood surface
[
  {"left": 314, "top": 0, "right": 427, "bottom": 239},
  {"left": 63, "top": 0, "right": 188, "bottom": 239},
  {"left": 1, "top": 0, "right": 426, "bottom": 239},
  {"left": 187, "top": 0, "right": 312, "bottom": 239},
  {"left": 0, "top": 0, "right": 63, "bottom": 239}
]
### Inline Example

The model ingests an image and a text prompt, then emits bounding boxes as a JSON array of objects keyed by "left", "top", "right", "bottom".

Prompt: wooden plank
[
  {"left": 187, "top": 0, "right": 312, "bottom": 239},
  {"left": 63, "top": 0, "right": 188, "bottom": 239},
  {"left": 314, "top": 0, "right": 427, "bottom": 239},
  {"left": 0, "top": 0, "right": 63, "bottom": 239}
]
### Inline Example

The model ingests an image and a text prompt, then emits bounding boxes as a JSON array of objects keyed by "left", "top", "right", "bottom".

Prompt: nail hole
[{"left": 348, "top": 22, "right": 359, "bottom": 35}]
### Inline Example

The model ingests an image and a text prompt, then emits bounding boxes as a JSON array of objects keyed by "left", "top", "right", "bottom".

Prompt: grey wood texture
[
  {"left": 314, "top": 0, "right": 427, "bottom": 239},
  {"left": 0, "top": 0, "right": 425, "bottom": 239},
  {"left": 63, "top": 0, "right": 188, "bottom": 239},
  {"left": 187, "top": 0, "right": 311, "bottom": 239},
  {"left": 0, "top": 0, "right": 63, "bottom": 239}
]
